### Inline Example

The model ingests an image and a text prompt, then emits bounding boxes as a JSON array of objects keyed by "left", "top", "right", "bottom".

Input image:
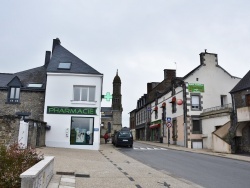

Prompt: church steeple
[{"left": 112, "top": 70, "right": 122, "bottom": 111}]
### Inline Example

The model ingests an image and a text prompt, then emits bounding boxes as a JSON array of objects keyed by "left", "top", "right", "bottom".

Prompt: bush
[{"left": 0, "top": 142, "right": 43, "bottom": 188}]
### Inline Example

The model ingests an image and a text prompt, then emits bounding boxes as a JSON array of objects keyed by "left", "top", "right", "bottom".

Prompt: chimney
[
  {"left": 199, "top": 52, "right": 205, "bottom": 65},
  {"left": 52, "top": 38, "right": 61, "bottom": 53},
  {"left": 164, "top": 69, "right": 176, "bottom": 80},
  {"left": 147, "top": 83, "right": 153, "bottom": 94},
  {"left": 44, "top": 51, "right": 51, "bottom": 67}
]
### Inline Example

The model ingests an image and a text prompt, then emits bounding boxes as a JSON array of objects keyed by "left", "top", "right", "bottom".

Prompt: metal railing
[{"left": 203, "top": 103, "right": 232, "bottom": 113}]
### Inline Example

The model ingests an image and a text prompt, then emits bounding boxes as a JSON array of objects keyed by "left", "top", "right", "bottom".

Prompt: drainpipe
[
  {"left": 229, "top": 93, "right": 237, "bottom": 153},
  {"left": 182, "top": 82, "right": 187, "bottom": 148}
]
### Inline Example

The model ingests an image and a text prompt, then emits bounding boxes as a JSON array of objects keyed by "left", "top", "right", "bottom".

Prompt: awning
[{"left": 149, "top": 124, "right": 160, "bottom": 129}]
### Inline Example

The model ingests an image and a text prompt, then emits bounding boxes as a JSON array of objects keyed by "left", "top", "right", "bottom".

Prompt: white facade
[
  {"left": 202, "top": 115, "right": 231, "bottom": 149},
  {"left": 44, "top": 73, "right": 103, "bottom": 150},
  {"left": 151, "top": 52, "right": 240, "bottom": 149}
]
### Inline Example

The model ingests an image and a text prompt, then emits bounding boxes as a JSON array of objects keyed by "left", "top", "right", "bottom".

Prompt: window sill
[
  {"left": 5, "top": 102, "right": 20, "bottom": 104},
  {"left": 70, "top": 100, "right": 97, "bottom": 105}
]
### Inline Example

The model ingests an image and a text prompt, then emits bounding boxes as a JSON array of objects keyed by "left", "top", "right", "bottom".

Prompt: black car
[{"left": 113, "top": 128, "right": 133, "bottom": 148}]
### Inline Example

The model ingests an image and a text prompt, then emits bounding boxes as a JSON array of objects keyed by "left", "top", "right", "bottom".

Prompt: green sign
[
  {"left": 188, "top": 83, "right": 204, "bottom": 92},
  {"left": 102, "top": 92, "right": 112, "bottom": 101},
  {"left": 47, "top": 106, "right": 97, "bottom": 115}
]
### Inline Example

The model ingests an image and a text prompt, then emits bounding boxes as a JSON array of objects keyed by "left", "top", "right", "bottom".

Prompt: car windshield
[{"left": 118, "top": 132, "right": 131, "bottom": 138}]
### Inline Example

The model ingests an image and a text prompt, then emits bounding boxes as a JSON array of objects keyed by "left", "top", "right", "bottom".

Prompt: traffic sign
[
  {"left": 166, "top": 122, "right": 172, "bottom": 128},
  {"left": 166, "top": 117, "right": 171, "bottom": 122}
]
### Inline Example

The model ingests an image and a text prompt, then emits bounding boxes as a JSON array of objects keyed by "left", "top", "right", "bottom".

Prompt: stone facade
[
  {"left": 0, "top": 90, "right": 45, "bottom": 121},
  {"left": 0, "top": 88, "right": 46, "bottom": 147},
  {"left": 0, "top": 115, "right": 46, "bottom": 147},
  {"left": 0, "top": 115, "right": 20, "bottom": 145}
]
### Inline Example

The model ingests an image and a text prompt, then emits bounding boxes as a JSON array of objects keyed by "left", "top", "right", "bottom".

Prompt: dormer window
[
  {"left": 58, "top": 62, "right": 71, "bottom": 69},
  {"left": 7, "top": 76, "right": 22, "bottom": 104},
  {"left": 8, "top": 87, "right": 20, "bottom": 103}
]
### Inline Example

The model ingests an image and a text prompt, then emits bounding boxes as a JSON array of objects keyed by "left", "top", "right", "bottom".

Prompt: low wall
[
  {"left": 20, "top": 156, "right": 54, "bottom": 188},
  {"left": 212, "top": 134, "right": 231, "bottom": 153}
]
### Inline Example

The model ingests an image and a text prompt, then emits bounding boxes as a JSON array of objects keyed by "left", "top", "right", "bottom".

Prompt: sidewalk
[
  {"left": 136, "top": 141, "right": 250, "bottom": 162},
  {"left": 39, "top": 143, "right": 203, "bottom": 188}
]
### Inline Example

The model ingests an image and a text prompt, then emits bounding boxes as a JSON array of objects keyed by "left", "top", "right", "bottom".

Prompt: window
[
  {"left": 192, "top": 118, "right": 202, "bottom": 134},
  {"left": 220, "top": 95, "right": 227, "bottom": 107},
  {"left": 73, "top": 86, "right": 95, "bottom": 102},
  {"left": 172, "top": 102, "right": 176, "bottom": 113},
  {"left": 246, "top": 94, "right": 250, "bottom": 106},
  {"left": 27, "top": 83, "right": 43, "bottom": 88},
  {"left": 191, "top": 95, "right": 200, "bottom": 110},
  {"left": 8, "top": 87, "right": 20, "bottom": 103},
  {"left": 70, "top": 117, "right": 94, "bottom": 145},
  {"left": 58, "top": 62, "right": 71, "bottom": 69},
  {"left": 155, "top": 110, "right": 158, "bottom": 119}
]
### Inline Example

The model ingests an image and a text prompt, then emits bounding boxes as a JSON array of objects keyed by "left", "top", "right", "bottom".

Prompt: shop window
[
  {"left": 191, "top": 95, "right": 201, "bottom": 110},
  {"left": 192, "top": 117, "right": 202, "bottom": 134},
  {"left": 73, "top": 86, "right": 95, "bottom": 102},
  {"left": 70, "top": 117, "right": 94, "bottom": 145},
  {"left": 8, "top": 87, "right": 20, "bottom": 103}
]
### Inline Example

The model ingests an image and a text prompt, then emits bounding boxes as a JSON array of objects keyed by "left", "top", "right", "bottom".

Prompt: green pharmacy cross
[{"left": 102, "top": 92, "right": 113, "bottom": 102}]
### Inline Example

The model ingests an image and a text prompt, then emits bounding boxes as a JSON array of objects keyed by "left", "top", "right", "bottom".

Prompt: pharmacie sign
[
  {"left": 47, "top": 106, "right": 97, "bottom": 115},
  {"left": 188, "top": 83, "right": 204, "bottom": 92}
]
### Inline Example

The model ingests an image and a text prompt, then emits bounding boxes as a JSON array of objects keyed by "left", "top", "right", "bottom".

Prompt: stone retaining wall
[{"left": 20, "top": 156, "right": 54, "bottom": 188}]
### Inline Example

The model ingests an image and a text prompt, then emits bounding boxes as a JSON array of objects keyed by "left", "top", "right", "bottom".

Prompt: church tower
[{"left": 112, "top": 70, "right": 123, "bottom": 130}]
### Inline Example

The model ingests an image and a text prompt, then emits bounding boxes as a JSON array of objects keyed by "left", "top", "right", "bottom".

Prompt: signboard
[
  {"left": 166, "top": 117, "right": 171, "bottom": 122},
  {"left": 102, "top": 92, "right": 112, "bottom": 101},
  {"left": 47, "top": 106, "right": 97, "bottom": 115},
  {"left": 167, "top": 122, "right": 172, "bottom": 128},
  {"left": 94, "top": 128, "right": 99, "bottom": 131},
  {"left": 188, "top": 83, "right": 204, "bottom": 92}
]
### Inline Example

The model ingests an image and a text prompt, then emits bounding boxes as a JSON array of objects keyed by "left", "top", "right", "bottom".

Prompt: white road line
[{"left": 160, "top": 148, "right": 168, "bottom": 150}]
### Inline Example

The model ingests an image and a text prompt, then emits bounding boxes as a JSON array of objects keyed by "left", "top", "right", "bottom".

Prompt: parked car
[{"left": 113, "top": 127, "right": 133, "bottom": 147}]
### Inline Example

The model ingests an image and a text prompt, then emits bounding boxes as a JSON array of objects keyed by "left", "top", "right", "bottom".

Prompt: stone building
[
  {"left": 0, "top": 55, "right": 48, "bottom": 147},
  {"left": 101, "top": 71, "right": 123, "bottom": 137},
  {"left": 230, "top": 70, "right": 250, "bottom": 153}
]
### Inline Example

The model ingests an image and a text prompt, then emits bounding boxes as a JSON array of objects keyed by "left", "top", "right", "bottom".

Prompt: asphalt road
[{"left": 117, "top": 142, "right": 250, "bottom": 188}]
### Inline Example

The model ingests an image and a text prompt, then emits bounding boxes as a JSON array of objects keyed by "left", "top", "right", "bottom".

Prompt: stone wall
[
  {"left": 233, "top": 90, "right": 250, "bottom": 109},
  {"left": 0, "top": 115, "right": 20, "bottom": 145},
  {"left": 238, "top": 123, "right": 250, "bottom": 153},
  {"left": 0, "top": 90, "right": 45, "bottom": 121},
  {"left": 0, "top": 116, "right": 46, "bottom": 147},
  {"left": 27, "top": 120, "right": 46, "bottom": 148}
]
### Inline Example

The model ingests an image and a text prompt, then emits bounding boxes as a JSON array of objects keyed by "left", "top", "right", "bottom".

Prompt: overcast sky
[{"left": 1, "top": 0, "right": 250, "bottom": 126}]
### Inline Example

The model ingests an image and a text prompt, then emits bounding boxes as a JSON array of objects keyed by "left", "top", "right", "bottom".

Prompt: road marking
[{"left": 133, "top": 147, "right": 168, "bottom": 151}]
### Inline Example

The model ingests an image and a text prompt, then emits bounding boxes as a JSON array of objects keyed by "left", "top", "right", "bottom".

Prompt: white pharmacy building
[{"left": 44, "top": 38, "right": 103, "bottom": 150}]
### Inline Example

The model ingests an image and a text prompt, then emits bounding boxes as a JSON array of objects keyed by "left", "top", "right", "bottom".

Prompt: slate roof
[
  {"left": 0, "top": 66, "right": 47, "bottom": 90},
  {"left": 101, "top": 107, "right": 112, "bottom": 112},
  {"left": 230, "top": 70, "right": 250, "bottom": 93},
  {"left": 0, "top": 38, "right": 103, "bottom": 91},
  {"left": 47, "top": 44, "right": 102, "bottom": 75}
]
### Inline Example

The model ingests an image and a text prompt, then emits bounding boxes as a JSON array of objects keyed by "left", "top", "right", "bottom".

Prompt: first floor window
[
  {"left": 70, "top": 117, "right": 94, "bottom": 145},
  {"left": 73, "top": 86, "right": 95, "bottom": 102},
  {"left": 8, "top": 87, "right": 20, "bottom": 103},
  {"left": 192, "top": 118, "right": 202, "bottom": 134},
  {"left": 191, "top": 95, "right": 200, "bottom": 110}
]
